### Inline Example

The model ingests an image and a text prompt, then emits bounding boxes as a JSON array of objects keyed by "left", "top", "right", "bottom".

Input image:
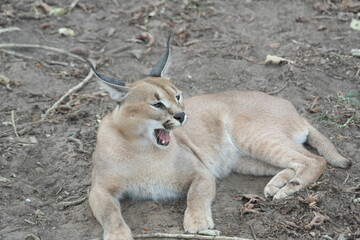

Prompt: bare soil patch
[{"left": 0, "top": 1, "right": 359, "bottom": 239}]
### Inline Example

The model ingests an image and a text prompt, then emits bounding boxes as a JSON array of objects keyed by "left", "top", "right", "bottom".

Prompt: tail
[{"left": 306, "top": 121, "right": 351, "bottom": 168}]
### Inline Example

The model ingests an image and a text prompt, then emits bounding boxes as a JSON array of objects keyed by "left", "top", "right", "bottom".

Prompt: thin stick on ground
[
  {"left": 0, "top": 116, "right": 65, "bottom": 138},
  {"left": 91, "top": 233, "right": 250, "bottom": 240},
  {"left": 0, "top": 49, "right": 34, "bottom": 60},
  {"left": 42, "top": 61, "right": 95, "bottom": 119},
  {"left": 68, "top": 136, "right": 90, "bottom": 154},
  {"left": 266, "top": 82, "right": 289, "bottom": 95},
  {"left": 11, "top": 110, "right": 20, "bottom": 140},
  {"left": 134, "top": 233, "right": 251, "bottom": 240},
  {"left": 0, "top": 27, "right": 21, "bottom": 35},
  {"left": 58, "top": 194, "right": 88, "bottom": 210},
  {"left": 0, "top": 43, "right": 86, "bottom": 62},
  {"left": 249, "top": 224, "right": 257, "bottom": 240}
]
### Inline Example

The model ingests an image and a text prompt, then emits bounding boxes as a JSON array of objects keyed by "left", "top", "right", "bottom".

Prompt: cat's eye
[
  {"left": 152, "top": 102, "right": 165, "bottom": 109},
  {"left": 176, "top": 95, "right": 181, "bottom": 101}
]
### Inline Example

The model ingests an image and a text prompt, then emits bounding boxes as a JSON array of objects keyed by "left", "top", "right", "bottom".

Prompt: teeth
[{"left": 162, "top": 140, "right": 165, "bottom": 145}]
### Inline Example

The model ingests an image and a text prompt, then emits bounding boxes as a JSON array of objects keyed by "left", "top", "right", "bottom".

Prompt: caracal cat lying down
[{"left": 87, "top": 37, "right": 350, "bottom": 240}]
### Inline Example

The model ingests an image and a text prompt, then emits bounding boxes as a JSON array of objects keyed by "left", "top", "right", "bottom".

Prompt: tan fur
[{"left": 89, "top": 78, "right": 350, "bottom": 240}]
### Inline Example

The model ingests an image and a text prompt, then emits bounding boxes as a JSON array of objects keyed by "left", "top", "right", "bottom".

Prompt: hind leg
[
  {"left": 260, "top": 144, "right": 326, "bottom": 199},
  {"left": 233, "top": 133, "right": 326, "bottom": 199}
]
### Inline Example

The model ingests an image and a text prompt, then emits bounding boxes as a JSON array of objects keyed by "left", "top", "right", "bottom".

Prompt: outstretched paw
[
  {"left": 184, "top": 209, "right": 214, "bottom": 233},
  {"left": 264, "top": 169, "right": 295, "bottom": 199},
  {"left": 264, "top": 182, "right": 285, "bottom": 198}
]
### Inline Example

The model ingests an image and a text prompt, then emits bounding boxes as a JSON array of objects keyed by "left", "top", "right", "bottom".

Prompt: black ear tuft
[
  {"left": 149, "top": 35, "right": 171, "bottom": 77},
  {"left": 85, "top": 59, "right": 126, "bottom": 87},
  {"left": 86, "top": 59, "right": 129, "bottom": 101}
]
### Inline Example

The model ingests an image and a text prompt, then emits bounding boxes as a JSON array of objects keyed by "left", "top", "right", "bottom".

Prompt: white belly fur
[
  {"left": 293, "top": 129, "right": 309, "bottom": 145},
  {"left": 123, "top": 180, "right": 183, "bottom": 201},
  {"left": 204, "top": 132, "right": 242, "bottom": 178}
]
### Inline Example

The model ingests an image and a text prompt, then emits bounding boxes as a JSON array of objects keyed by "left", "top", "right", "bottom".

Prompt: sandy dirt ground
[{"left": 0, "top": 0, "right": 359, "bottom": 239}]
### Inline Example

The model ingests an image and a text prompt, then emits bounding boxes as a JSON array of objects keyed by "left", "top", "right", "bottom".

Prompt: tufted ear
[
  {"left": 149, "top": 35, "right": 171, "bottom": 78},
  {"left": 86, "top": 59, "right": 130, "bottom": 102}
]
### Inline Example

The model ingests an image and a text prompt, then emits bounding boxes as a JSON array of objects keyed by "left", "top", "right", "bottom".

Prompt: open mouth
[{"left": 154, "top": 129, "right": 171, "bottom": 146}]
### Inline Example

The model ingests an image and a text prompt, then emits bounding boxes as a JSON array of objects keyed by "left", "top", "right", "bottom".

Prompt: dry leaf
[
  {"left": 0, "top": 74, "right": 11, "bottom": 90},
  {"left": 58, "top": 27, "right": 75, "bottom": 36},
  {"left": 242, "top": 194, "right": 266, "bottom": 202},
  {"left": 177, "top": 33, "right": 186, "bottom": 39},
  {"left": 242, "top": 206, "right": 261, "bottom": 214},
  {"left": 326, "top": 165, "right": 334, "bottom": 169},
  {"left": 136, "top": 32, "right": 155, "bottom": 47},
  {"left": 342, "top": 1, "right": 360, "bottom": 13},
  {"left": 0, "top": 176, "right": 10, "bottom": 184},
  {"left": 351, "top": 49, "right": 360, "bottom": 57},
  {"left": 305, "top": 211, "right": 329, "bottom": 230},
  {"left": 350, "top": 18, "right": 360, "bottom": 31},
  {"left": 313, "top": 3, "right": 330, "bottom": 13},
  {"left": 282, "top": 220, "right": 300, "bottom": 229},
  {"left": 241, "top": 194, "right": 265, "bottom": 214},
  {"left": 265, "top": 55, "right": 295, "bottom": 65},
  {"left": 127, "top": 49, "right": 144, "bottom": 59},
  {"left": 298, "top": 193, "right": 323, "bottom": 207},
  {"left": 309, "top": 96, "right": 321, "bottom": 113},
  {"left": 268, "top": 42, "right": 280, "bottom": 48},
  {"left": 310, "top": 108, "right": 321, "bottom": 113},
  {"left": 317, "top": 25, "right": 328, "bottom": 31},
  {"left": 345, "top": 184, "right": 360, "bottom": 193},
  {"left": 335, "top": 134, "right": 348, "bottom": 140},
  {"left": 0, "top": 75, "right": 10, "bottom": 85},
  {"left": 33, "top": 0, "right": 52, "bottom": 14},
  {"left": 49, "top": 8, "right": 68, "bottom": 16}
]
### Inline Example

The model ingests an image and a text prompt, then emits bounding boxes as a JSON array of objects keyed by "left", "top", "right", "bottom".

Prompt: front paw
[
  {"left": 183, "top": 209, "right": 214, "bottom": 233},
  {"left": 104, "top": 227, "right": 133, "bottom": 240}
]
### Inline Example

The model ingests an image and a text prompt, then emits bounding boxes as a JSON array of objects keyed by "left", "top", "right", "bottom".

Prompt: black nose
[{"left": 173, "top": 112, "right": 186, "bottom": 123}]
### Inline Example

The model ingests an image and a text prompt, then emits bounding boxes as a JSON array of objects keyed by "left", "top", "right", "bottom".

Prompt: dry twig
[
  {"left": 0, "top": 49, "right": 34, "bottom": 60},
  {"left": 266, "top": 82, "right": 289, "bottom": 95},
  {"left": 0, "top": 117, "right": 64, "bottom": 138},
  {"left": 0, "top": 43, "right": 85, "bottom": 62},
  {"left": 58, "top": 194, "right": 88, "bottom": 210},
  {"left": 42, "top": 61, "right": 95, "bottom": 119},
  {"left": 345, "top": 184, "right": 360, "bottom": 193},
  {"left": 240, "top": 193, "right": 266, "bottom": 214},
  {"left": 69, "top": 0, "right": 81, "bottom": 11},
  {"left": 305, "top": 211, "right": 329, "bottom": 230},
  {"left": 68, "top": 136, "right": 90, "bottom": 154},
  {"left": 11, "top": 110, "right": 20, "bottom": 139},
  {"left": 343, "top": 173, "right": 350, "bottom": 184},
  {"left": 90, "top": 233, "right": 251, "bottom": 240},
  {"left": 249, "top": 224, "right": 257, "bottom": 240},
  {"left": 0, "top": 27, "right": 21, "bottom": 35},
  {"left": 133, "top": 233, "right": 250, "bottom": 240}
]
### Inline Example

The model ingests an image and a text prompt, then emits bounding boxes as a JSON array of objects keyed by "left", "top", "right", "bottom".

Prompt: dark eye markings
[
  {"left": 152, "top": 102, "right": 166, "bottom": 109},
  {"left": 176, "top": 95, "right": 181, "bottom": 101}
]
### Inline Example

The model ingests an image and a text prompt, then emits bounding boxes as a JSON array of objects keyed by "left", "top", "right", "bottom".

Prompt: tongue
[{"left": 158, "top": 129, "right": 170, "bottom": 142}]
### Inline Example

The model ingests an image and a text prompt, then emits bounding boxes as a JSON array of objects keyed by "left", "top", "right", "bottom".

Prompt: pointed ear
[
  {"left": 86, "top": 59, "right": 130, "bottom": 102},
  {"left": 149, "top": 35, "right": 171, "bottom": 78}
]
